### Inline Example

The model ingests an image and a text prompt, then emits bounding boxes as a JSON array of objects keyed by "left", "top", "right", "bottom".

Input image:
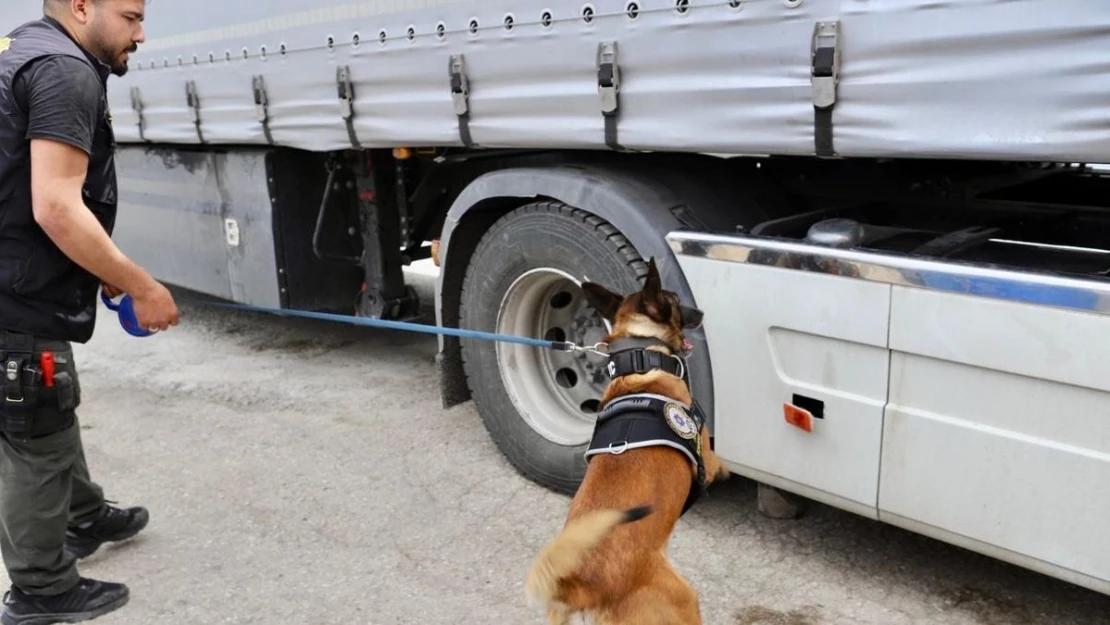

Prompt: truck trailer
[{"left": 2, "top": 0, "right": 1108, "bottom": 597}]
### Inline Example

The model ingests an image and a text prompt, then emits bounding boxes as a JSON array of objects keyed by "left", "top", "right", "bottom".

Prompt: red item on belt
[{"left": 40, "top": 352, "right": 55, "bottom": 387}]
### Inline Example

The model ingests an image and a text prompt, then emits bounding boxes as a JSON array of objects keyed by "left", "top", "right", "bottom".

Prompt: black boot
[
  {"left": 0, "top": 578, "right": 129, "bottom": 625},
  {"left": 65, "top": 504, "right": 149, "bottom": 559}
]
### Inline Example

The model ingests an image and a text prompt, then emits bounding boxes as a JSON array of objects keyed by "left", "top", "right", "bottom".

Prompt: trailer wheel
[{"left": 459, "top": 201, "right": 646, "bottom": 495}]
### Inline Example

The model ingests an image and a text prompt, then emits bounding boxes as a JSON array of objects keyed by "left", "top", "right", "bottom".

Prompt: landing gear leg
[
  {"left": 351, "top": 151, "right": 421, "bottom": 321},
  {"left": 757, "top": 483, "right": 806, "bottom": 519}
]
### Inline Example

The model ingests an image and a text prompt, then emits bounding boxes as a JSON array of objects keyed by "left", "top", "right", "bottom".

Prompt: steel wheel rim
[{"left": 496, "top": 267, "right": 611, "bottom": 446}]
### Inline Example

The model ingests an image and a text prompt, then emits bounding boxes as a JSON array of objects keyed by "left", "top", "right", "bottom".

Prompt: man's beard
[
  {"left": 91, "top": 34, "right": 136, "bottom": 77},
  {"left": 110, "top": 43, "right": 137, "bottom": 76}
]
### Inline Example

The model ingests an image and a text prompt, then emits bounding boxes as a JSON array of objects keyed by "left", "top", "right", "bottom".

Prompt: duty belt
[{"left": 0, "top": 331, "right": 75, "bottom": 438}]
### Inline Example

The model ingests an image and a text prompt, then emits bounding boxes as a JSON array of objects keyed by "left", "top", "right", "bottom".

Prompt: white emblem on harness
[{"left": 664, "top": 402, "right": 698, "bottom": 440}]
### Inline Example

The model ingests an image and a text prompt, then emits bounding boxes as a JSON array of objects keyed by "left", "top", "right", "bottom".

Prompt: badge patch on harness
[{"left": 664, "top": 402, "right": 698, "bottom": 440}]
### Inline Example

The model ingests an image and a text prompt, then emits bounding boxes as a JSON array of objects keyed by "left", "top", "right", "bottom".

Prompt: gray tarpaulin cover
[{"left": 2, "top": 0, "right": 1108, "bottom": 162}]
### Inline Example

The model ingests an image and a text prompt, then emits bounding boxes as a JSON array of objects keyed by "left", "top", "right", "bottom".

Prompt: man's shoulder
[
  {"left": 5, "top": 19, "right": 89, "bottom": 64},
  {"left": 22, "top": 54, "right": 99, "bottom": 86},
  {"left": 19, "top": 54, "right": 105, "bottom": 156},
  {"left": 17, "top": 54, "right": 103, "bottom": 106}
]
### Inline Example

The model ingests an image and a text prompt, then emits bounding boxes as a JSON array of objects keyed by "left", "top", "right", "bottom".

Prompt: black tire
[{"left": 459, "top": 201, "right": 647, "bottom": 495}]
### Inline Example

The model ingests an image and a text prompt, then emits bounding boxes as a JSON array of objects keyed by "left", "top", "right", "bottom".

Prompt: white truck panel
[
  {"left": 4, "top": 0, "right": 1109, "bottom": 161},
  {"left": 881, "top": 288, "right": 1110, "bottom": 589},
  {"left": 667, "top": 230, "right": 1110, "bottom": 595},
  {"left": 671, "top": 255, "right": 891, "bottom": 516}
]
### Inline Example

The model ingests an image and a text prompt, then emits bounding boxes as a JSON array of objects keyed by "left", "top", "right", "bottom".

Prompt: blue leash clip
[{"left": 100, "top": 291, "right": 154, "bottom": 337}]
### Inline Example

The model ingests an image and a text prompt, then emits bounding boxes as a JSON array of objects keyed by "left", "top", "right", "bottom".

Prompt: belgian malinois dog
[{"left": 525, "top": 258, "right": 730, "bottom": 624}]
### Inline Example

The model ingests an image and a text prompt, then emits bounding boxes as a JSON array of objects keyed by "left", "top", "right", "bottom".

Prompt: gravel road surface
[{"left": 8, "top": 265, "right": 1108, "bottom": 625}]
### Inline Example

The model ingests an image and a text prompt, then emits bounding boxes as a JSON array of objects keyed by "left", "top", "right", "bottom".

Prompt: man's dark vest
[{"left": 0, "top": 18, "right": 117, "bottom": 343}]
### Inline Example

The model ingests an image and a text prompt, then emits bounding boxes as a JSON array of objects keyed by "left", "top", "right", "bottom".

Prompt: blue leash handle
[{"left": 100, "top": 291, "right": 155, "bottom": 338}]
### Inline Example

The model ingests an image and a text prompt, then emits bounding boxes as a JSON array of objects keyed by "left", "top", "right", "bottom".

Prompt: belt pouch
[{"left": 1, "top": 348, "right": 37, "bottom": 437}]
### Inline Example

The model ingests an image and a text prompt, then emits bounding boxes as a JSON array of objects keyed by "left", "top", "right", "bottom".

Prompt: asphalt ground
[{"left": 5, "top": 263, "right": 1108, "bottom": 625}]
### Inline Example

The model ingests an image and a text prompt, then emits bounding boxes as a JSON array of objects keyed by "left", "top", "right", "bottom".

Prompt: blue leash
[{"left": 102, "top": 292, "right": 586, "bottom": 352}]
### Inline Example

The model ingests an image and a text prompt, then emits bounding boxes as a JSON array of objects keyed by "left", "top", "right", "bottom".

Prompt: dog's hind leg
[{"left": 601, "top": 560, "right": 701, "bottom": 625}]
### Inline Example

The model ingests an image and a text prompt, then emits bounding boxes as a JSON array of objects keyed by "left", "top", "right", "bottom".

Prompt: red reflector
[{"left": 783, "top": 404, "right": 814, "bottom": 433}]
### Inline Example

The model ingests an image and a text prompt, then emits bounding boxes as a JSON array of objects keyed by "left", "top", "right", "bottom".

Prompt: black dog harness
[{"left": 585, "top": 338, "right": 708, "bottom": 515}]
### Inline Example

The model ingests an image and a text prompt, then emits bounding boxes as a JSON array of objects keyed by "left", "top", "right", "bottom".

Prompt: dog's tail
[{"left": 524, "top": 505, "right": 653, "bottom": 603}]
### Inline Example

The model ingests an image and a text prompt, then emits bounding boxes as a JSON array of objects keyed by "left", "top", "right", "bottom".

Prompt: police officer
[{"left": 0, "top": 0, "right": 178, "bottom": 622}]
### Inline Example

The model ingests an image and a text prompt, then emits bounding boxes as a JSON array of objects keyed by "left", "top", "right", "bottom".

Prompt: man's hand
[
  {"left": 130, "top": 281, "right": 179, "bottom": 332},
  {"left": 103, "top": 281, "right": 179, "bottom": 333},
  {"left": 100, "top": 282, "right": 178, "bottom": 332}
]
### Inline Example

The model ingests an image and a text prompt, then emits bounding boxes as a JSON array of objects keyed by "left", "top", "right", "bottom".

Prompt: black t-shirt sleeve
[{"left": 15, "top": 55, "right": 102, "bottom": 156}]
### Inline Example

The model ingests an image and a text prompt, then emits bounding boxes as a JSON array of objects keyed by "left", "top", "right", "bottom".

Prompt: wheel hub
[{"left": 574, "top": 312, "right": 610, "bottom": 386}]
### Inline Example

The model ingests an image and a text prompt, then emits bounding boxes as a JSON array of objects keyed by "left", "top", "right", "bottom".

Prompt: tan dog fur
[{"left": 525, "top": 258, "right": 730, "bottom": 624}]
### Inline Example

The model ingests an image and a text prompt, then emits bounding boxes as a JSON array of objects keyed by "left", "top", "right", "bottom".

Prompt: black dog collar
[{"left": 605, "top": 337, "right": 687, "bottom": 380}]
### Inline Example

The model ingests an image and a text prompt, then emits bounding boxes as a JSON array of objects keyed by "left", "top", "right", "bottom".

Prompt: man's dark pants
[{"left": 0, "top": 336, "right": 105, "bottom": 595}]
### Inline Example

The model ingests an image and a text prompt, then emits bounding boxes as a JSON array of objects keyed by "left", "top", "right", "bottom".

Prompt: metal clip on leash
[{"left": 563, "top": 342, "right": 610, "bottom": 357}]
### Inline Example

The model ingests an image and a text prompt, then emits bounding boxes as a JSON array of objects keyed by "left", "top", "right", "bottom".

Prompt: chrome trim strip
[{"left": 666, "top": 231, "right": 1110, "bottom": 316}]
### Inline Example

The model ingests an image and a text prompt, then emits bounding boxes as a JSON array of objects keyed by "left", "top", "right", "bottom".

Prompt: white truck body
[
  {"left": 3, "top": 0, "right": 1108, "bottom": 598},
  {"left": 670, "top": 231, "right": 1110, "bottom": 594}
]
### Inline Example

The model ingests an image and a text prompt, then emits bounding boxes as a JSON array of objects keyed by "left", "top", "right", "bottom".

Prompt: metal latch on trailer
[
  {"left": 449, "top": 54, "right": 475, "bottom": 148},
  {"left": 252, "top": 75, "right": 274, "bottom": 144},
  {"left": 185, "top": 80, "right": 205, "bottom": 144},
  {"left": 129, "top": 86, "right": 148, "bottom": 142},
  {"left": 336, "top": 65, "right": 360, "bottom": 149},
  {"left": 596, "top": 41, "right": 623, "bottom": 151},
  {"left": 810, "top": 21, "right": 840, "bottom": 158}
]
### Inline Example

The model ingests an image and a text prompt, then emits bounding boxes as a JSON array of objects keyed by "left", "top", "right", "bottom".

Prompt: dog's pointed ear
[
  {"left": 582, "top": 282, "right": 623, "bottom": 322},
  {"left": 680, "top": 304, "right": 704, "bottom": 330},
  {"left": 642, "top": 258, "right": 662, "bottom": 302}
]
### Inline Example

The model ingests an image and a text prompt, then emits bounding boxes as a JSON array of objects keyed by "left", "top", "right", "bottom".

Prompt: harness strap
[
  {"left": 605, "top": 338, "right": 704, "bottom": 420},
  {"left": 586, "top": 393, "right": 707, "bottom": 515}
]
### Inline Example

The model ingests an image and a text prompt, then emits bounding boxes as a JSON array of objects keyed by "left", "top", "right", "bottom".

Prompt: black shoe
[
  {"left": 0, "top": 578, "right": 129, "bottom": 625},
  {"left": 65, "top": 503, "right": 149, "bottom": 559}
]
